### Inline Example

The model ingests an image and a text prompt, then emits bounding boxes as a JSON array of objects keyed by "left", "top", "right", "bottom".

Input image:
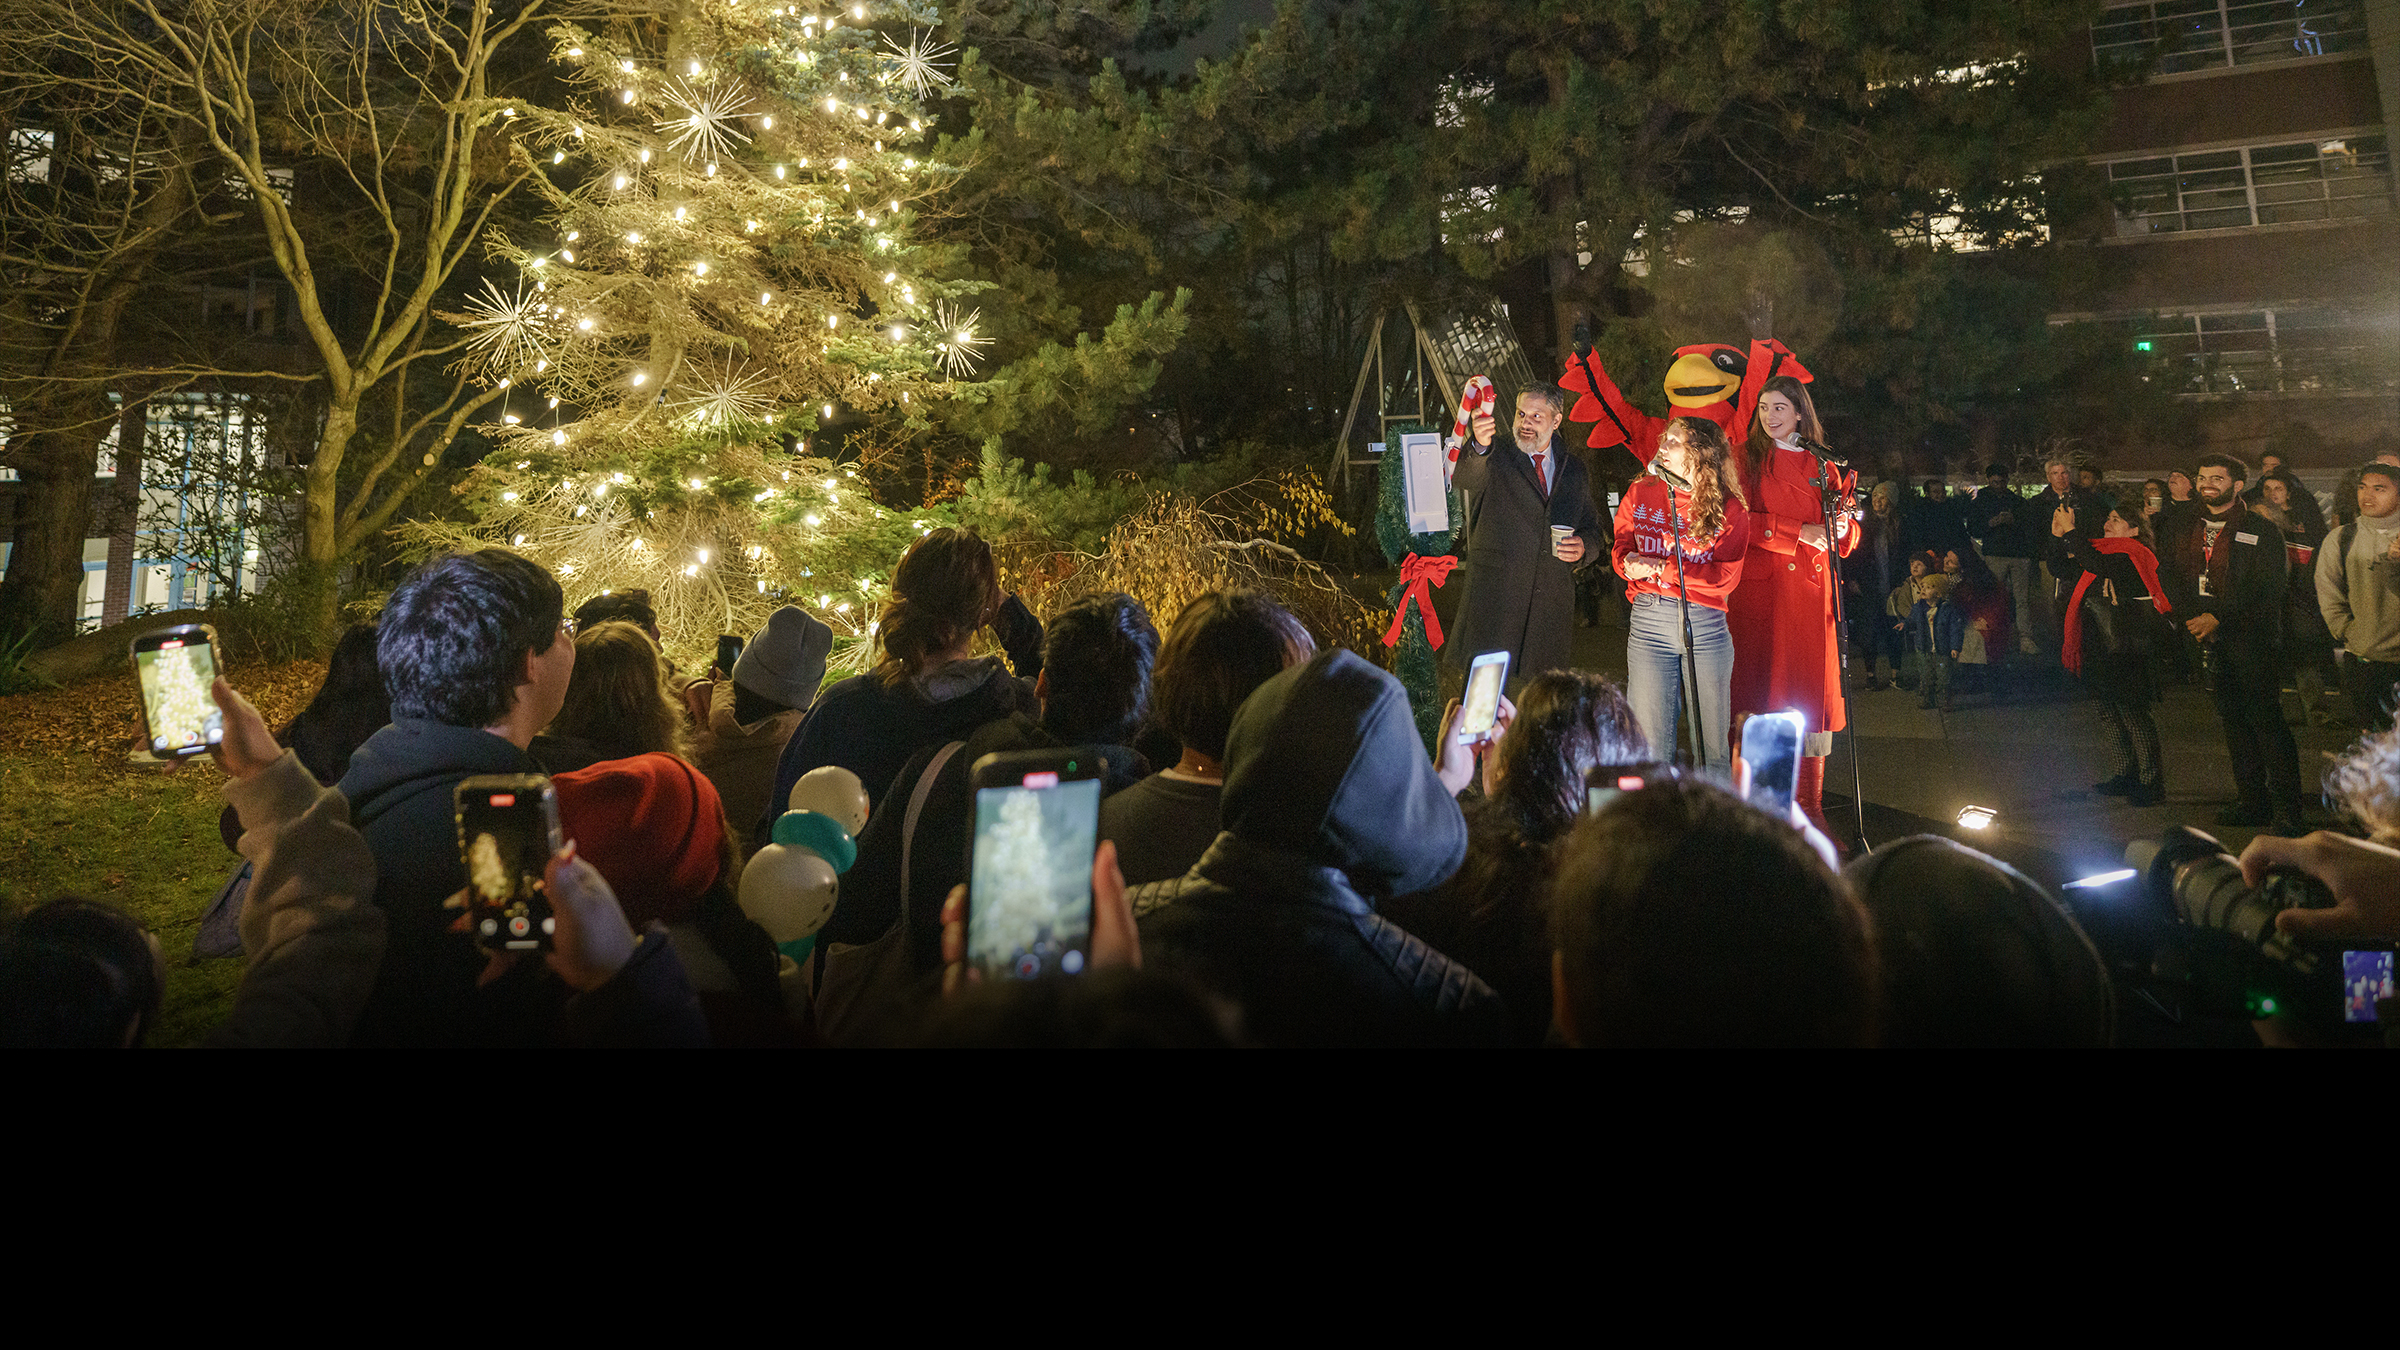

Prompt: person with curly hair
[{"left": 1611, "top": 415, "right": 1750, "bottom": 769}]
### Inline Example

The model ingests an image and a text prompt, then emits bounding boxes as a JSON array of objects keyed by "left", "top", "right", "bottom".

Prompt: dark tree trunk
[{"left": 0, "top": 413, "right": 110, "bottom": 642}]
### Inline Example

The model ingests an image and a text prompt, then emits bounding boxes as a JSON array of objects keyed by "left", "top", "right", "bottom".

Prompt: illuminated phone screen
[
  {"left": 1458, "top": 652, "right": 1509, "bottom": 740},
  {"left": 2344, "top": 951, "right": 2395, "bottom": 1025},
  {"left": 968, "top": 776, "right": 1101, "bottom": 979},
  {"left": 458, "top": 788, "right": 557, "bottom": 951},
  {"left": 136, "top": 638, "right": 222, "bottom": 757}
]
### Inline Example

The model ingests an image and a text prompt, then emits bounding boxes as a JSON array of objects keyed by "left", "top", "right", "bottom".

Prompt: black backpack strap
[{"left": 900, "top": 741, "right": 967, "bottom": 928}]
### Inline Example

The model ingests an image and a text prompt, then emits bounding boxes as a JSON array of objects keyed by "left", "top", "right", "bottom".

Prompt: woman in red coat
[{"left": 1726, "top": 373, "right": 1858, "bottom": 833}]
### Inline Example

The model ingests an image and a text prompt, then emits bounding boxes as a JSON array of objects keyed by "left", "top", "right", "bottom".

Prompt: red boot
[{"left": 1795, "top": 753, "right": 1833, "bottom": 839}]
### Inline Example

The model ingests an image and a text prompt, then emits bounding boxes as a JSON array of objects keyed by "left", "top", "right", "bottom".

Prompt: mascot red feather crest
[{"left": 1559, "top": 338, "right": 1813, "bottom": 467}]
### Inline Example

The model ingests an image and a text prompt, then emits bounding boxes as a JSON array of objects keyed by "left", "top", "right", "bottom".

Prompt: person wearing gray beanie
[
  {"left": 732, "top": 606, "right": 834, "bottom": 712},
  {"left": 696, "top": 607, "right": 834, "bottom": 853}
]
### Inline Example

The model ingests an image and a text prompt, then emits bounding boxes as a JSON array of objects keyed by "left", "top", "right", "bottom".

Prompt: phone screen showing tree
[
  {"left": 136, "top": 638, "right": 222, "bottom": 757},
  {"left": 457, "top": 789, "right": 556, "bottom": 952},
  {"left": 968, "top": 775, "right": 1100, "bottom": 979}
]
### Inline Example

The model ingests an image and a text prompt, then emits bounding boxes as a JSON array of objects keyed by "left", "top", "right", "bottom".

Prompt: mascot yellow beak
[{"left": 1663, "top": 345, "right": 1746, "bottom": 409}]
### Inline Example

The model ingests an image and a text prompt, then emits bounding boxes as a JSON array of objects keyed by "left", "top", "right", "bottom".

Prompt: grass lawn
[{"left": 0, "top": 660, "right": 329, "bottom": 1046}]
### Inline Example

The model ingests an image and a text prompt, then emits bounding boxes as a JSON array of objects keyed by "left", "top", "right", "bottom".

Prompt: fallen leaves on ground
[{"left": 2, "top": 659, "right": 330, "bottom": 776}]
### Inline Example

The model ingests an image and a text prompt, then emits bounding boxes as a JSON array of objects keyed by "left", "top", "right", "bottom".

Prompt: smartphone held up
[
  {"left": 131, "top": 624, "right": 224, "bottom": 760},
  {"left": 966, "top": 749, "right": 1103, "bottom": 980},
  {"left": 1457, "top": 649, "right": 1510, "bottom": 742},
  {"left": 454, "top": 775, "right": 563, "bottom": 952},
  {"left": 1739, "top": 710, "right": 1807, "bottom": 816}
]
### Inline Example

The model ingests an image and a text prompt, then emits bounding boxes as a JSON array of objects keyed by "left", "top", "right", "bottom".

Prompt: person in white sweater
[{"left": 2317, "top": 464, "right": 2400, "bottom": 733}]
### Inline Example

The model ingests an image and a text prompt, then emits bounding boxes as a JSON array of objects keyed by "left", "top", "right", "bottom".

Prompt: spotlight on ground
[
  {"left": 1956, "top": 805, "right": 1996, "bottom": 830},
  {"left": 2062, "top": 868, "right": 2137, "bottom": 891}
]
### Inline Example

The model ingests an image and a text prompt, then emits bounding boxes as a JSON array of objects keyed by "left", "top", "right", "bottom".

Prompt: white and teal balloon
[
  {"left": 742, "top": 768, "right": 867, "bottom": 961},
  {"left": 787, "top": 765, "right": 869, "bottom": 837}
]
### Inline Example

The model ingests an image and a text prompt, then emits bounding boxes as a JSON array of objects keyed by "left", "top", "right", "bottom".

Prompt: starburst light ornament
[
  {"left": 459, "top": 278, "right": 552, "bottom": 377},
  {"left": 882, "top": 30, "right": 955, "bottom": 98},
  {"left": 676, "top": 358, "right": 778, "bottom": 430},
  {"left": 658, "top": 79, "right": 756, "bottom": 164},
  {"left": 931, "top": 301, "right": 986, "bottom": 377}
]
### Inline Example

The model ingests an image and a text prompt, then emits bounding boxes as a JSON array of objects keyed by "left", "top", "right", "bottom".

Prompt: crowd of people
[
  {"left": 5, "top": 451, "right": 2400, "bottom": 1045},
  {"left": 1833, "top": 445, "right": 2400, "bottom": 838}
]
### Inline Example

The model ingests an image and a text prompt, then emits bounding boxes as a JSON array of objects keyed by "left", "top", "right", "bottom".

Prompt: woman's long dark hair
[
  {"left": 283, "top": 622, "right": 391, "bottom": 785},
  {"left": 1745, "top": 374, "right": 1825, "bottom": 468},
  {"left": 875, "top": 528, "right": 1000, "bottom": 688},
  {"left": 1486, "top": 671, "right": 1649, "bottom": 843},
  {"left": 2259, "top": 468, "right": 2326, "bottom": 543}
]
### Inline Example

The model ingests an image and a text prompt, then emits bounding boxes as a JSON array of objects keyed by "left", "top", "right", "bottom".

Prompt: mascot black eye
[{"left": 1711, "top": 349, "right": 1748, "bottom": 376}]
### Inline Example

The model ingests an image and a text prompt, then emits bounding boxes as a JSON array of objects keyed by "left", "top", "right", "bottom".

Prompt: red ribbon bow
[{"left": 1384, "top": 552, "right": 1459, "bottom": 649}]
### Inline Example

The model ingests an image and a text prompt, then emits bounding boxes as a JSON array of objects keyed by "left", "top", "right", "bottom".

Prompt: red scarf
[{"left": 2063, "top": 537, "right": 2171, "bottom": 675}]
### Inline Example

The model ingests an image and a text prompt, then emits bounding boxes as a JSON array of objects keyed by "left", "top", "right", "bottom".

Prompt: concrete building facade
[{"left": 2059, "top": 0, "right": 2400, "bottom": 468}]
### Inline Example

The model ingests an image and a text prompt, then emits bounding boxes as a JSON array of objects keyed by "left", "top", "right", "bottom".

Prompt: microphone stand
[
  {"left": 1655, "top": 463, "right": 1707, "bottom": 770},
  {"left": 1805, "top": 444, "right": 1872, "bottom": 853}
]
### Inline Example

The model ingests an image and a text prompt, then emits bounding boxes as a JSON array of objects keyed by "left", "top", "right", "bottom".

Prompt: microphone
[
  {"left": 1797, "top": 436, "right": 1848, "bottom": 467},
  {"left": 1652, "top": 461, "right": 1694, "bottom": 492}
]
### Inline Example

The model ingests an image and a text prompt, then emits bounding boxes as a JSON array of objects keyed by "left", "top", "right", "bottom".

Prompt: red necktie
[{"left": 1531, "top": 451, "right": 1549, "bottom": 497}]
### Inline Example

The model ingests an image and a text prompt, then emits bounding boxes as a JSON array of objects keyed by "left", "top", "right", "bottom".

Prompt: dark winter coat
[
  {"left": 337, "top": 719, "right": 568, "bottom": 1046},
  {"left": 2062, "top": 536, "right": 2165, "bottom": 705},
  {"left": 757, "top": 654, "right": 1037, "bottom": 847},
  {"left": 2161, "top": 501, "right": 2288, "bottom": 652},
  {"left": 824, "top": 711, "right": 1147, "bottom": 979},
  {"left": 1446, "top": 434, "right": 1606, "bottom": 681},
  {"left": 1127, "top": 649, "right": 1512, "bottom": 1048}
]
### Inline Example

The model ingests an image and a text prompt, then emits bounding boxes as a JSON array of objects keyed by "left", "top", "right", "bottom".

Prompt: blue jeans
[{"left": 1627, "top": 593, "right": 1734, "bottom": 770}]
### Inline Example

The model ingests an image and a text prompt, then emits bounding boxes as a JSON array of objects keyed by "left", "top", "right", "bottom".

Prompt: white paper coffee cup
[{"left": 1549, "top": 525, "right": 1574, "bottom": 558}]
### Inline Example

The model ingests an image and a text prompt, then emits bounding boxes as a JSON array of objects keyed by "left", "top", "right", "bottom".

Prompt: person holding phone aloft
[
  {"left": 1727, "top": 375, "right": 1858, "bottom": 833},
  {"left": 1612, "top": 416, "right": 1750, "bottom": 769},
  {"left": 1451, "top": 383, "right": 1607, "bottom": 690}
]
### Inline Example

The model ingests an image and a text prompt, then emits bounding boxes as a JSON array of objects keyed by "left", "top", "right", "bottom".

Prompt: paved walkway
[{"left": 1554, "top": 611, "right": 2359, "bottom": 890}]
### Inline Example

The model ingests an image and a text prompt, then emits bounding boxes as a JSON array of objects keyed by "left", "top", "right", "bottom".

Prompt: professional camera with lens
[{"left": 2063, "top": 826, "right": 2393, "bottom": 1039}]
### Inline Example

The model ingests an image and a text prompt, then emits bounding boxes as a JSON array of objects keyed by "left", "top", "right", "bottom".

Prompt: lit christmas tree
[{"left": 419, "top": 1, "right": 984, "bottom": 670}]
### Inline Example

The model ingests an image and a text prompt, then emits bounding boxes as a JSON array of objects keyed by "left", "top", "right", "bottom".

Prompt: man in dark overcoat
[{"left": 1448, "top": 383, "right": 1606, "bottom": 687}]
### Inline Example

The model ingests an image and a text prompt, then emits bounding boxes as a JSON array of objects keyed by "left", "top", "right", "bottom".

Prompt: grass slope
[{"left": 0, "top": 660, "right": 328, "bottom": 1046}]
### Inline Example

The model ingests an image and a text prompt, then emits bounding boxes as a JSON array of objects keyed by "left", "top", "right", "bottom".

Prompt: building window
[
  {"left": 2122, "top": 306, "right": 2395, "bottom": 393},
  {"left": 2107, "top": 134, "right": 2390, "bottom": 235},
  {"left": 2095, "top": 0, "right": 2367, "bottom": 76},
  {"left": 7, "top": 128, "right": 53, "bottom": 185}
]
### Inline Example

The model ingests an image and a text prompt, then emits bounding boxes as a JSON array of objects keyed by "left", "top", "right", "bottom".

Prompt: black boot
[
  {"left": 2129, "top": 778, "right": 2165, "bottom": 806},
  {"left": 2094, "top": 774, "right": 2136, "bottom": 797}
]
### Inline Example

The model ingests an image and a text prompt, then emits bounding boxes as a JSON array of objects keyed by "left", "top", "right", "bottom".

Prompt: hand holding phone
[
  {"left": 966, "top": 749, "right": 1104, "bottom": 979},
  {"left": 132, "top": 624, "right": 224, "bottom": 760},
  {"left": 942, "top": 839, "right": 1138, "bottom": 995},
  {"left": 1457, "top": 649, "right": 1511, "bottom": 742},
  {"left": 714, "top": 634, "right": 744, "bottom": 680},
  {"left": 1738, "top": 710, "right": 1806, "bottom": 816},
  {"left": 454, "top": 775, "right": 562, "bottom": 952},
  {"left": 205, "top": 677, "right": 282, "bottom": 780}
]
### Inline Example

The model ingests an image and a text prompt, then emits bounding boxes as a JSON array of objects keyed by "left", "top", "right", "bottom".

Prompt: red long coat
[{"left": 1727, "top": 439, "right": 1859, "bottom": 737}]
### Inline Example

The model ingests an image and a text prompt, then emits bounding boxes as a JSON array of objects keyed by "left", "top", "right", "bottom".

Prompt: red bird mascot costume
[{"left": 1561, "top": 338, "right": 1858, "bottom": 835}]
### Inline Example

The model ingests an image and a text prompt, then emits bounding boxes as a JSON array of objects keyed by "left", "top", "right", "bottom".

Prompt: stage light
[
  {"left": 1957, "top": 805, "right": 1996, "bottom": 830},
  {"left": 2062, "top": 868, "right": 2136, "bottom": 890}
]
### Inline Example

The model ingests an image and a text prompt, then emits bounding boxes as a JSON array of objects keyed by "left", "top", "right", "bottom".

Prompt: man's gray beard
[{"left": 1515, "top": 432, "right": 1544, "bottom": 454}]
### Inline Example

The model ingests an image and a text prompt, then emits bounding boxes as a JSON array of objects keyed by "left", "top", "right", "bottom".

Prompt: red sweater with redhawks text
[{"left": 1612, "top": 476, "right": 1750, "bottom": 610}]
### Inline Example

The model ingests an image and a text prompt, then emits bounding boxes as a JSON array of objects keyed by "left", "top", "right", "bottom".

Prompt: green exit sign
[{"left": 2136, "top": 340, "right": 2153, "bottom": 351}]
